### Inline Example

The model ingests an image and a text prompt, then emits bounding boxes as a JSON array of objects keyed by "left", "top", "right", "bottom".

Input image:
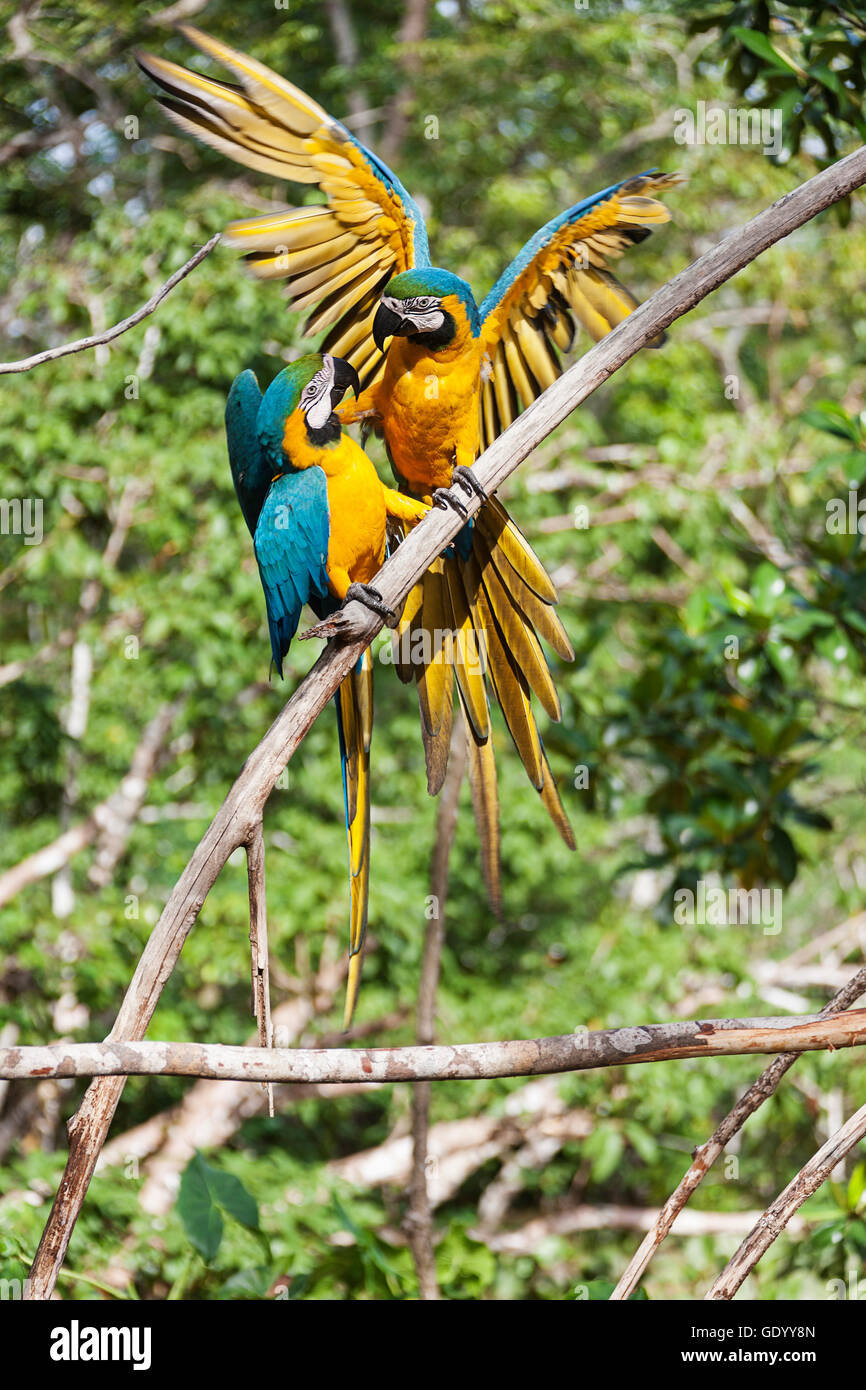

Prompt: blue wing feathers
[
  {"left": 228, "top": 368, "right": 335, "bottom": 677},
  {"left": 256, "top": 369, "right": 300, "bottom": 473},
  {"left": 226, "top": 370, "right": 270, "bottom": 535},
  {"left": 253, "top": 469, "right": 331, "bottom": 676}
]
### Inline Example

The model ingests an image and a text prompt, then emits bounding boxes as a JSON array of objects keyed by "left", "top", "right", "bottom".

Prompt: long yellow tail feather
[
  {"left": 461, "top": 697, "right": 502, "bottom": 915},
  {"left": 339, "top": 649, "right": 373, "bottom": 1029}
]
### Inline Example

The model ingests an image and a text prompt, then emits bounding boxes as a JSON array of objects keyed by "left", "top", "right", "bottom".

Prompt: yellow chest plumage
[
  {"left": 374, "top": 323, "right": 484, "bottom": 495},
  {"left": 282, "top": 415, "right": 387, "bottom": 592}
]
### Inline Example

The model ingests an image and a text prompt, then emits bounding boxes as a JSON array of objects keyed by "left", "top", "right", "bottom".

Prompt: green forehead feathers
[{"left": 385, "top": 269, "right": 480, "bottom": 335}]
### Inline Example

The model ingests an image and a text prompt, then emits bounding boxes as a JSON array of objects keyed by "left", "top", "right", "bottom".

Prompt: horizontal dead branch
[{"left": 5, "top": 1009, "right": 866, "bottom": 1083}]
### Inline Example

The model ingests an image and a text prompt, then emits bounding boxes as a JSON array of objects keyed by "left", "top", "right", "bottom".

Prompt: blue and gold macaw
[
  {"left": 139, "top": 28, "right": 681, "bottom": 907},
  {"left": 226, "top": 351, "right": 426, "bottom": 1025}
]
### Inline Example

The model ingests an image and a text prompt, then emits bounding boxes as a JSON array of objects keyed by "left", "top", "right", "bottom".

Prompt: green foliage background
[{"left": 1, "top": 0, "right": 865, "bottom": 1300}]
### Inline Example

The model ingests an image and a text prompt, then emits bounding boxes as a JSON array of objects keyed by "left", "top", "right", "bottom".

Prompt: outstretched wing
[
  {"left": 477, "top": 172, "right": 683, "bottom": 448},
  {"left": 253, "top": 470, "right": 331, "bottom": 676},
  {"left": 225, "top": 369, "right": 273, "bottom": 536},
  {"left": 137, "top": 26, "right": 430, "bottom": 390}
]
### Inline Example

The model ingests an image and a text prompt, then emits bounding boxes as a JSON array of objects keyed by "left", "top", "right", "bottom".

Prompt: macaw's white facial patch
[
  {"left": 383, "top": 292, "right": 445, "bottom": 335},
  {"left": 301, "top": 356, "right": 335, "bottom": 431}
]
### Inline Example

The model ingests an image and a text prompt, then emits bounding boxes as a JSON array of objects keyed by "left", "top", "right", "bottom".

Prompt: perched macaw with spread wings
[
  {"left": 226, "top": 351, "right": 426, "bottom": 1025},
  {"left": 139, "top": 27, "right": 681, "bottom": 908}
]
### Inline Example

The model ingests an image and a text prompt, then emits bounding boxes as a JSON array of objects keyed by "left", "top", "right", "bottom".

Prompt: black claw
[
  {"left": 432, "top": 486, "right": 469, "bottom": 519},
  {"left": 452, "top": 465, "right": 488, "bottom": 502},
  {"left": 345, "top": 582, "right": 397, "bottom": 627}
]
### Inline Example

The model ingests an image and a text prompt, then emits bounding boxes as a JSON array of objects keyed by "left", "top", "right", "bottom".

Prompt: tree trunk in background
[{"left": 380, "top": 0, "right": 431, "bottom": 164}]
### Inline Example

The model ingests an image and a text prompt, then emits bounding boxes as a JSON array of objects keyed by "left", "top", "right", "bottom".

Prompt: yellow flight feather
[
  {"left": 502, "top": 334, "right": 536, "bottom": 411},
  {"left": 460, "top": 698, "right": 502, "bottom": 916},
  {"left": 539, "top": 747, "right": 576, "bottom": 851},
  {"left": 458, "top": 551, "right": 544, "bottom": 790},
  {"left": 414, "top": 564, "right": 455, "bottom": 795},
  {"left": 392, "top": 581, "right": 423, "bottom": 686},
  {"left": 179, "top": 24, "right": 332, "bottom": 134},
  {"left": 443, "top": 560, "right": 490, "bottom": 743},
  {"left": 341, "top": 650, "right": 373, "bottom": 1030},
  {"left": 513, "top": 318, "right": 558, "bottom": 390},
  {"left": 475, "top": 499, "right": 559, "bottom": 605},
  {"left": 478, "top": 554, "right": 562, "bottom": 723},
  {"left": 304, "top": 262, "right": 389, "bottom": 333},
  {"left": 415, "top": 561, "right": 451, "bottom": 741},
  {"left": 491, "top": 351, "right": 517, "bottom": 431},
  {"left": 471, "top": 515, "right": 574, "bottom": 662},
  {"left": 487, "top": 545, "right": 574, "bottom": 662},
  {"left": 290, "top": 244, "right": 386, "bottom": 307}
]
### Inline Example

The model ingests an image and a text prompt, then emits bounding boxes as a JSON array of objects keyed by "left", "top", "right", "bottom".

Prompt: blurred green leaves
[
  {"left": 797, "top": 1161, "right": 866, "bottom": 1279},
  {"left": 690, "top": 3, "right": 866, "bottom": 165}
]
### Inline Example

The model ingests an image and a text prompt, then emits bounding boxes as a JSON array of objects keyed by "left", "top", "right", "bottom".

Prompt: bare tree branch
[
  {"left": 706, "top": 1100, "right": 866, "bottom": 1299},
  {"left": 5, "top": 1007, "right": 866, "bottom": 1083},
  {"left": 0, "top": 234, "right": 221, "bottom": 375},
  {"left": 22, "top": 143, "right": 866, "bottom": 1301},
  {"left": 380, "top": 0, "right": 431, "bottom": 163},
  {"left": 245, "top": 820, "right": 274, "bottom": 1118}
]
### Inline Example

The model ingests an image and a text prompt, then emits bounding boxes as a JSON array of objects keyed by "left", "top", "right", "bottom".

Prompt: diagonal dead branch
[
  {"left": 0, "top": 235, "right": 221, "bottom": 375},
  {"left": 245, "top": 819, "right": 274, "bottom": 1117},
  {"left": 705, "top": 1099, "right": 866, "bottom": 1300},
  {"left": 610, "top": 960, "right": 866, "bottom": 1300},
  {"left": 0, "top": 700, "right": 183, "bottom": 907}
]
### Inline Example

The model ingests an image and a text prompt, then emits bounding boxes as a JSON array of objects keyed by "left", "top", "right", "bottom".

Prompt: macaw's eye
[{"left": 416, "top": 297, "right": 436, "bottom": 309}]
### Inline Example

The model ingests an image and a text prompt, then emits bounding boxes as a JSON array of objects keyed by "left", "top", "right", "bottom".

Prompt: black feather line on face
[
  {"left": 304, "top": 413, "right": 342, "bottom": 447},
  {"left": 405, "top": 306, "right": 457, "bottom": 351}
]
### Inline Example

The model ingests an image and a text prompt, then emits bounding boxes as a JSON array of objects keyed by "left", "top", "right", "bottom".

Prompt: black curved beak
[
  {"left": 373, "top": 302, "right": 407, "bottom": 354},
  {"left": 330, "top": 356, "right": 361, "bottom": 406}
]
